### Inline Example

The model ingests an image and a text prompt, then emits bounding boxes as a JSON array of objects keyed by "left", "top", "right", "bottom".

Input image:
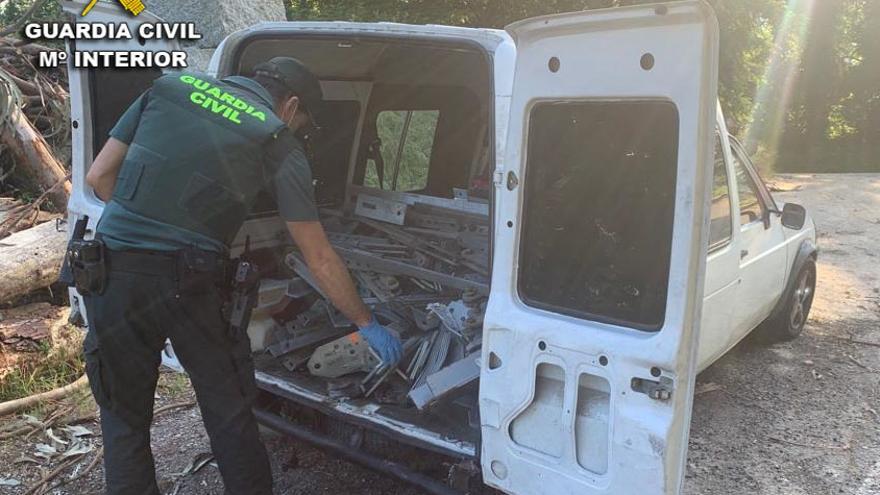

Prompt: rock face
[
  {"left": 147, "top": 0, "right": 287, "bottom": 68},
  {"left": 148, "top": 0, "right": 286, "bottom": 47}
]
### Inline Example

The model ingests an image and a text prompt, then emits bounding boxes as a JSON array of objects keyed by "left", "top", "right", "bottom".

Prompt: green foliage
[
  {"left": 286, "top": 0, "right": 879, "bottom": 173},
  {"left": 0, "top": 340, "right": 84, "bottom": 403},
  {"left": 0, "top": 0, "right": 64, "bottom": 32},
  {"left": 365, "top": 109, "right": 438, "bottom": 191}
]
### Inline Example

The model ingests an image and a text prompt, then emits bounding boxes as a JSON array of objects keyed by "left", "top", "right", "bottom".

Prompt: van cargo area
[{"left": 210, "top": 34, "right": 496, "bottom": 462}]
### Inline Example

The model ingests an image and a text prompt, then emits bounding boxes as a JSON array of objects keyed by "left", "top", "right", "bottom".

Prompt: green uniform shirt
[{"left": 97, "top": 76, "right": 318, "bottom": 253}]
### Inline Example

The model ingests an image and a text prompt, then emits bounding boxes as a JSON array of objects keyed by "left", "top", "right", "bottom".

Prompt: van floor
[{"left": 253, "top": 352, "right": 482, "bottom": 453}]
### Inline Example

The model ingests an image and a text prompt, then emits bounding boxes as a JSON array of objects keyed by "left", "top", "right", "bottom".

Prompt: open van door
[
  {"left": 61, "top": 0, "right": 179, "bottom": 222},
  {"left": 479, "top": 2, "right": 718, "bottom": 494},
  {"left": 61, "top": 1, "right": 180, "bottom": 325}
]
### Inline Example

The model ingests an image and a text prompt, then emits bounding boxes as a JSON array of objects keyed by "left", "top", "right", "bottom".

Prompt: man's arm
[
  {"left": 87, "top": 89, "right": 150, "bottom": 200},
  {"left": 286, "top": 220, "right": 372, "bottom": 327},
  {"left": 86, "top": 137, "right": 129, "bottom": 201},
  {"left": 272, "top": 134, "right": 401, "bottom": 364}
]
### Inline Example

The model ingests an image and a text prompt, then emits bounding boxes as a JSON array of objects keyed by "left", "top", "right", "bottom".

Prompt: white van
[{"left": 63, "top": 1, "right": 817, "bottom": 493}]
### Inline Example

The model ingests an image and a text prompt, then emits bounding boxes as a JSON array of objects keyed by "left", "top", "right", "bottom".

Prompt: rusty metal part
[
  {"left": 334, "top": 245, "right": 489, "bottom": 295},
  {"left": 354, "top": 271, "right": 396, "bottom": 303},
  {"left": 376, "top": 275, "right": 401, "bottom": 294},
  {"left": 427, "top": 301, "right": 471, "bottom": 337},
  {"left": 362, "top": 362, "right": 395, "bottom": 398},
  {"left": 267, "top": 326, "right": 351, "bottom": 358},
  {"left": 360, "top": 293, "right": 456, "bottom": 306},
  {"left": 360, "top": 339, "right": 419, "bottom": 398},
  {"left": 411, "top": 307, "right": 440, "bottom": 332},
  {"left": 281, "top": 348, "right": 313, "bottom": 371},
  {"left": 354, "top": 193, "right": 408, "bottom": 225},
  {"left": 408, "top": 352, "right": 480, "bottom": 410},
  {"left": 406, "top": 333, "right": 435, "bottom": 381},
  {"left": 355, "top": 217, "right": 460, "bottom": 266},
  {"left": 318, "top": 300, "right": 353, "bottom": 328},
  {"left": 308, "top": 332, "right": 380, "bottom": 378},
  {"left": 413, "top": 328, "right": 452, "bottom": 388}
]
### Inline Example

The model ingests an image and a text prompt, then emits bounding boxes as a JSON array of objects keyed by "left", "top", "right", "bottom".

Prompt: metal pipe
[{"left": 253, "top": 408, "right": 462, "bottom": 495}]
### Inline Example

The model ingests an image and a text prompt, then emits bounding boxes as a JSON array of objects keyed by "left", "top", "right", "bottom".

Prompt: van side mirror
[{"left": 781, "top": 203, "right": 806, "bottom": 230}]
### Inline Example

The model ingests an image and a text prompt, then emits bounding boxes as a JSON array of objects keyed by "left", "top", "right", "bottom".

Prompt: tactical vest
[{"left": 111, "top": 72, "right": 287, "bottom": 246}]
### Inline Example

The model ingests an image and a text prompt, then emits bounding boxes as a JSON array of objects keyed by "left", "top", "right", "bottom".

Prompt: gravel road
[{"left": 1, "top": 173, "right": 877, "bottom": 495}]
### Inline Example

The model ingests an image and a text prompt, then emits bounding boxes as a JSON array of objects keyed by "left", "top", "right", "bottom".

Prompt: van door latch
[
  {"left": 506, "top": 171, "right": 519, "bottom": 191},
  {"left": 493, "top": 170, "right": 504, "bottom": 186},
  {"left": 631, "top": 376, "right": 674, "bottom": 401}
]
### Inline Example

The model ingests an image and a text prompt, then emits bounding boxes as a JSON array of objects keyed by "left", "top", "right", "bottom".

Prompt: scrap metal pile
[{"left": 261, "top": 193, "right": 489, "bottom": 411}]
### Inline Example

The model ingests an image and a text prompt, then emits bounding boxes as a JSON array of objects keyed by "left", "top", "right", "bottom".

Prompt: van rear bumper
[{"left": 253, "top": 407, "right": 463, "bottom": 495}]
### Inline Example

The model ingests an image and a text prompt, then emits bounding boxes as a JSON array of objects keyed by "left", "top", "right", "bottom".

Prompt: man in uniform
[{"left": 81, "top": 57, "right": 402, "bottom": 494}]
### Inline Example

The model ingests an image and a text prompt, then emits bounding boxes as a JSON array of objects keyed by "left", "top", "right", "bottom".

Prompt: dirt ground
[{"left": 0, "top": 173, "right": 877, "bottom": 495}]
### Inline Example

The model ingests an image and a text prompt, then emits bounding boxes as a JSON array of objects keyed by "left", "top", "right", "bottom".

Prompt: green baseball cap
[{"left": 253, "top": 56, "right": 323, "bottom": 125}]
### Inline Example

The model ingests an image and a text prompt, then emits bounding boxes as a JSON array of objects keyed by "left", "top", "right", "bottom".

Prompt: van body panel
[{"left": 480, "top": 3, "right": 719, "bottom": 493}]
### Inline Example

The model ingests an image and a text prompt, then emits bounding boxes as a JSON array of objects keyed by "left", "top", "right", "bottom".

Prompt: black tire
[{"left": 757, "top": 260, "right": 816, "bottom": 343}]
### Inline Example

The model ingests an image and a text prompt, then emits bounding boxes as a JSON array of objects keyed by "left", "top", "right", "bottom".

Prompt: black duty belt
[
  {"left": 106, "top": 249, "right": 179, "bottom": 276},
  {"left": 106, "top": 248, "right": 228, "bottom": 284}
]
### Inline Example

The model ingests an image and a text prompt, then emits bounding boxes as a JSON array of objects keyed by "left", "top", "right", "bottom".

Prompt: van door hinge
[{"left": 631, "top": 376, "right": 674, "bottom": 401}]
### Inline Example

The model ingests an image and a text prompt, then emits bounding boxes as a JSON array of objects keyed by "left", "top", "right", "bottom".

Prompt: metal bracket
[
  {"left": 355, "top": 193, "right": 408, "bottom": 225},
  {"left": 308, "top": 332, "right": 380, "bottom": 378},
  {"left": 409, "top": 351, "right": 480, "bottom": 410},
  {"left": 631, "top": 376, "right": 674, "bottom": 401}
]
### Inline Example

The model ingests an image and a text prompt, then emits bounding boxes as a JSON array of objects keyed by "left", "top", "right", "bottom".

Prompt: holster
[
  {"left": 228, "top": 258, "right": 261, "bottom": 338},
  {"left": 58, "top": 216, "right": 90, "bottom": 287},
  {"left": 68, "top": 239, "right": 107, "bottom": 296}
]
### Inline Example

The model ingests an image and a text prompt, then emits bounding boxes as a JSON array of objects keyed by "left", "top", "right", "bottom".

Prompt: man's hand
[
  {"left": 358, "top": 316, "right": 403, "bottom": 365},
  {"left": 86, "top": 137, "right": 129, "bottom": 201}
]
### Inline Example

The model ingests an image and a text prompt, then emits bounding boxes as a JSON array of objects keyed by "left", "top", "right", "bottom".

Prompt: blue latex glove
[{"left": 358, "top": 316, "right": 403, "bottom": 366}]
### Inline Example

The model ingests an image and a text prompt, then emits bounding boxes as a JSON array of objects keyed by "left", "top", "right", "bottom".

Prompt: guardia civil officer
[{"left": 81, "top": 57, "right": 402, "bottom": 494}]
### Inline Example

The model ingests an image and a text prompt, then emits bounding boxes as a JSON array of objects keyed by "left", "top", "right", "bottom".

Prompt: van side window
[
  {"left": 364, "top": 110, "right": 439, "bottom": 192},
  {"left": 730, "top": 145, "right": 764, "bottom": 225},
  {"left": 709, "top": 133, "right": 732, "bottom": 249},
  {"left": 517, "top": 101, "right": 679, "bottom": 331}
]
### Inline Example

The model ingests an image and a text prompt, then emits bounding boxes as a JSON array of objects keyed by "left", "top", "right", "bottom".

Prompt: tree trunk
[
  {"left": 0, "top": 103, "right": 71, "bottom": 209},
  {"left": 0, "top": 374, "right": 88, "bottom": 417},
  {"left": 0, "top": 220, "right": 67, "bottom": 304}
]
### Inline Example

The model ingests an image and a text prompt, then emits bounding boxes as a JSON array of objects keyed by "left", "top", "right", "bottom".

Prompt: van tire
[{"left": 757, "top": 260, "right": 816, "bottom": 343}]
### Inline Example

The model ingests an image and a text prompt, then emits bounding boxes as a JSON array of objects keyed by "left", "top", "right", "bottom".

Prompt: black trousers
[{"left": 82, "top": 262, "right": 273, "bottom": 495}]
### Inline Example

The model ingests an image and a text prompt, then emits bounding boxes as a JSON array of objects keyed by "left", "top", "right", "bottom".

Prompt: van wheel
[{"left": 758, "top": 260, "right": 816, "bottom": 343}]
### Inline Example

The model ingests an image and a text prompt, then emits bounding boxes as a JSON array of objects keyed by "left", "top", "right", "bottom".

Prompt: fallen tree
[
  {"left": 0, "top": 218, "right": 67, "bottom": 303},
  {"left": 0, "top": 99, "right": 70, "bottom": 208},
  {"left": 1, "top": 34, "right": 72, "bottom": 212},
  {"left": 0, "top": 373, "right": 87, "bottom": 417}
]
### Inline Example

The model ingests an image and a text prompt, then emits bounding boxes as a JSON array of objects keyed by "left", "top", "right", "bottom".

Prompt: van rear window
[
  {"left": 517, "top": 101, "right": 679, "bottom": 331},
  {"left": 88, "top": 67, "right": 162, "bottom": 160}
]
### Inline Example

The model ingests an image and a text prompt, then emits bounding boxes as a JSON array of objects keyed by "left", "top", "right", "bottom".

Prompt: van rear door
[
  {"left": 479, "top": 2, "right": 718, "bottom": 494},
  {"left": 61, "top": 0, "right": 180, "bottom": 325},
  {"left": 62, "top": 0, "right": 179, "bottom": 222}
]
